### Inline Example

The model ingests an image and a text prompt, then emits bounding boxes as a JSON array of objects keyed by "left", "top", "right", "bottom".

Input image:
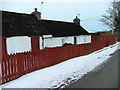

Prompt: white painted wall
[
  {"left": 42, "top": 36, "right": 75, "bottom": 48},
  {"left": 6, "top": 36, "right": 31, "bottom": 54},
  {"left": 76, "top": 35, "right": 91, "bottom": 44},
  {"left": 43, "top": 35, "right": 53, "bottom": 38},
  {"left": 62, "top": 37, "right": 74, "bottom": 45},
  {"left": 5, "top": 35, "right": 91, "bottom": 54},
  {"left": 84, "top": 35, "right": 91, "bottom": 43},
  {"left": 39, "top": 36, "right": 43, "bottom": 50},
  {"left": 76, "top": 35, "right": 85, "bottom": 44},
  {"left": 44, "top": 37, "right": 63, "bottom": 48},
  {"left": 40, "top": 35, "right": 91, "bottom": 48}
]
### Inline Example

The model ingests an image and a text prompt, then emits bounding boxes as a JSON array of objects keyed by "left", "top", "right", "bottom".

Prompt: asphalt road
[{"left": 65, "top": 47, "right": 119, "bottom": 88}]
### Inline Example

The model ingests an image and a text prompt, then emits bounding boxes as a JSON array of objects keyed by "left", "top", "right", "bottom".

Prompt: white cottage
[{"left": 2, "top": 10, "right": 91, "bottom": 55}]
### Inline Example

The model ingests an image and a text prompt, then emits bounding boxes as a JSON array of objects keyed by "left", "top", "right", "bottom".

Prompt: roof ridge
[{"left": 1, "top": 10, "right": 31, "bottom": 15}]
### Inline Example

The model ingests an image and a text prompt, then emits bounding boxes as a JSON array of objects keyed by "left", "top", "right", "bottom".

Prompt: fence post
[
  {"left": 31, "top": 36, "right": 40, "bottom": 51},
  {"left": 0, "top": 37, "right": 2, "bottom": 84},
  {"left": 2, "top": 37, "right": 7, "bottom": 56},
  {"left": 0, "top": 37, "right": 7, "bottom": 84}
]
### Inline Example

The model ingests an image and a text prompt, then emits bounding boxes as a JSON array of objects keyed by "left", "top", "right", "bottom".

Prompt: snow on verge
[{"left": 0, "top": 42, "right": 119, "bottom": 88}]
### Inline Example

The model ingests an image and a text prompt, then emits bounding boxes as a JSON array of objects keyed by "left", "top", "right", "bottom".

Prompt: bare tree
[{"left": 99, "top": 1, "right": 120, "bottom": 31}]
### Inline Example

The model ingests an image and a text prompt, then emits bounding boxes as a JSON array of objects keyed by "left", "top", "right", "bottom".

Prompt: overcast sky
[{"left": 0, "top": 0, "right": 115, "bottom": 31}]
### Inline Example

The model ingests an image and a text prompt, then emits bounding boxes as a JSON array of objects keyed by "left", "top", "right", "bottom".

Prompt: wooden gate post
[
  {"left": 31, "top": 36, "right": 40, "bottom": 51},
  {"left": 0, "top": 37, "right": 2, "bottom": 84},
  {"left": 0, "top": 37, "right": 7, "bottom": 84},
  {"left": 2, "top": 37, "right": 7, "bottom": 56}
]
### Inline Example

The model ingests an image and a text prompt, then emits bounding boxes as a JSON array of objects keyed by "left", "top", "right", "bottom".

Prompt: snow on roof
[{"left": 87, "top": 30, "right": 97, "bottom": 33}]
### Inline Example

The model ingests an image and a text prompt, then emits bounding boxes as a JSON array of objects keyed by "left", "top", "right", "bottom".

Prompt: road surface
[{"left": 65, "top": 46, "right": 119, "bottom": 88}]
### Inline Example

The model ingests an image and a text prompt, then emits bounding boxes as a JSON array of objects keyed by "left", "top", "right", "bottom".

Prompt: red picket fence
[{"left": 0, "top": 35, "right": 116, "bottom": 84}]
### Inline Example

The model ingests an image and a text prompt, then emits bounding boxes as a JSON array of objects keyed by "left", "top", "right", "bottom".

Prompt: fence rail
[{"left": 0, "top": 35, "right": 116, "bottom": 84}]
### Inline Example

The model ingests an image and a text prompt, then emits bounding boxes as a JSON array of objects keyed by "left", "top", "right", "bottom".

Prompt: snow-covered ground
[{"left": 0, "top": 42, "right": 119, "bottom": 88}]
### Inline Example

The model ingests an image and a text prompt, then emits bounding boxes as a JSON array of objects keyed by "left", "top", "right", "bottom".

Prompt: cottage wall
[
  {"left": 84, "top": 35, "right": 91, "bottom": 43},
  {"left": 44, "top": 37, "right": 63, "bottom": 48},
  {"left": 3, "top": 35, "right": 91, "bottom": 54},
  {"left": 62, "top": 37, "right": 74, "bottom": 45},
  {"left": 6, "top": 36, "right": 31, "bottom": 54},
  {"left": 75, "top": 35, "right": 91, "bottom": 44},
  {"left": 41, "top": 35, "right": 91, "bottom": 48},
  {"left": 39, "top": 36, "right": 43, "bottom": 50},
  {"left": 76, "top": 36, "right": 85, "bottom": 44}
]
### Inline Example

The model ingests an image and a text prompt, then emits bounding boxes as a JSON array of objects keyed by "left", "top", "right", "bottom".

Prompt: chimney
[
  {"left": 31, "top": 8, "right": 41, "bottom": 20},
  {"left": 73, "top": 16, "right": 80, "bottom": 25}
]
